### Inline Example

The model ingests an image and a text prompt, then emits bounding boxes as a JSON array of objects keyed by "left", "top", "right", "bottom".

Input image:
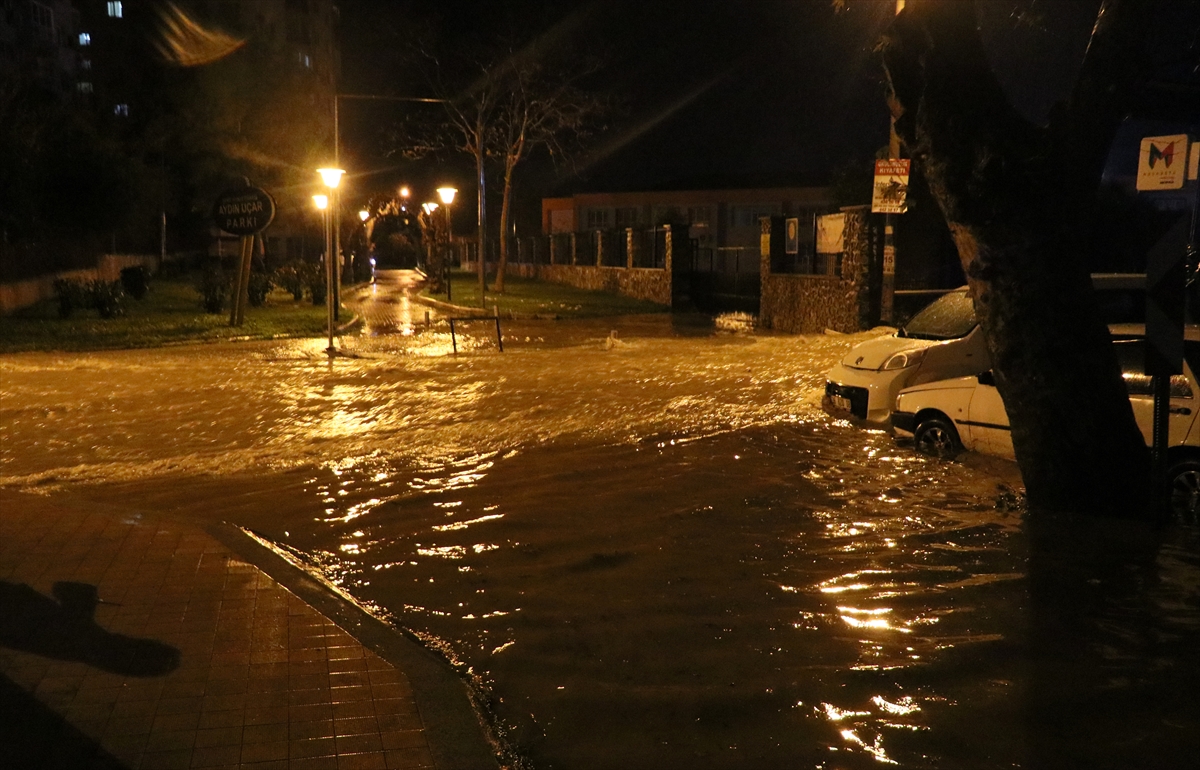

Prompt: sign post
[
  {"left": 1136, "top": 134, "right": 1195, "bottom": 514},
  {"left": 212, "top": 183, "right": 276, "bottom": 327},
  {"left": 872, "top": 159, "right": 910, "bottom": 324}
]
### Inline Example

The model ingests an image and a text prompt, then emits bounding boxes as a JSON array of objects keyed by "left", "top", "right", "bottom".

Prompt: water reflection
[{"left": 4, "top": 309, "right": 1198, "bottom": 769}]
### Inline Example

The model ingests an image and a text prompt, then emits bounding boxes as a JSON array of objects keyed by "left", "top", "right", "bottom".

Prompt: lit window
[
  {"left": 114, "top": 104, "right": 129, "bottom": 116},
  {"left": 77, "top": 81, "right": 93, "bottom": 93},
  {"left": 79, "top": 32, "right": 91, "bottom": 45},
  {"left": 298, "top": 52, "right": 311, "bottom": 68},
  {"left": 107, "top": 2, "right": 122, "bottom": 18}
]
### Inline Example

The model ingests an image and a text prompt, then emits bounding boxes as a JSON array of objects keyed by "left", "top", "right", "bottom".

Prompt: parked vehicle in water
[
  {"left": 823, "top": 274, "right": 1147, "bottom": 427},
  {"left": 823, "top": 288, "right": 987, "bottom": 425},
  {"left": 890, "top": 333, "right": 1200, "bottom": 522}
]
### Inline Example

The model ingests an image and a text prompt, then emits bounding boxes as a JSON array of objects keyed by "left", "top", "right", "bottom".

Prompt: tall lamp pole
[
  {"left": 317, "top": 168, "right": 345, "bottom": 355},
  {"left": 437, "top": 186, "right": 457, "bottom": 301},
  {"left": 313, "top": 193, "right": 333, "bottom": 353}
]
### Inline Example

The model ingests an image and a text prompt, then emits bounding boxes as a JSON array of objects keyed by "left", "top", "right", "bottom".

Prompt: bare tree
[
  {"left": 492, "top": 58, "right": 604, "bottom": 292},
  {"left": 877, "top": 0, "right": 1174, "bottom": 516}
]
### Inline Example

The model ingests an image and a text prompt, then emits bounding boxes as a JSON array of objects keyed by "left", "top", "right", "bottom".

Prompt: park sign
[
  {"left": 1135, "top": 134, "right": 1189, "bottom": 191},
  {"left": 871, "top": 159, "right": 910, "bottom": 214},
  {"left": 213, "top": 184, "right": 276, "bottom": 236}
]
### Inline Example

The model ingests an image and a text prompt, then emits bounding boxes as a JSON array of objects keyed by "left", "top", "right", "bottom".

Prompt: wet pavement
[
  {"left": 2, "top": 271, "right": 1199, "bottom": 769},
  {"left": 0, "top": 488, "right": 495, "bottom": 770}
]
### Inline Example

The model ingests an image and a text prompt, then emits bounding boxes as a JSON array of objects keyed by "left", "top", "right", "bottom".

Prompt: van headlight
[{"left": 882, "top": 348, "right": 926, "bottom": 371}]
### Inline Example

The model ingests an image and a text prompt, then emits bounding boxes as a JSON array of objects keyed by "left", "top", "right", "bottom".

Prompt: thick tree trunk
[
  {"left": 882, "top": 0, "right": 1151, "bottom": 517},
  {"left": 495, "top": 158, "right": 516, "bottom": 293}
]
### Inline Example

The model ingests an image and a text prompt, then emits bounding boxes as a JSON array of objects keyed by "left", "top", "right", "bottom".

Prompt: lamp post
[
  {"left": 357, "top": 209, "right": 370, "bottom": 284},
  {"left": 313, "top": 193, "right": 333, "bottom": 353},
  {"left": 317, "top": 168, "right": 345, "bottom": 332},
  {"left": 437, "top": 186, "right": 457, "bottom": 302}
]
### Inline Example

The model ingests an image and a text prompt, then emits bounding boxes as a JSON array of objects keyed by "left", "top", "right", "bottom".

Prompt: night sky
[{"left": 334, "top": 0, "right": 1196, "bottom": 227}]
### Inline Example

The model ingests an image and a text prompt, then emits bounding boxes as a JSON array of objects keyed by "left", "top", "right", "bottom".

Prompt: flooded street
[{"left": 2, "top": 275, "right": 1198, "bottom": 768}]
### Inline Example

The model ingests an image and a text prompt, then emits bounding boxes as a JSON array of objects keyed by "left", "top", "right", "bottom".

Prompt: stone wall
[
  {"left": 507, "top": 263, "right": 672, "bottom": 306},
  {"left": 758, "top": 207, "right": 877, "bottom": 333},
  {"left": 0, "top": 254, "right": 158, "bottom": 315}
]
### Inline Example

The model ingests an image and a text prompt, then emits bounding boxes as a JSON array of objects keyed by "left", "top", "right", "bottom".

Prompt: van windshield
[{"left": 901, "top": 291, "right": 978, "bottom": 340}]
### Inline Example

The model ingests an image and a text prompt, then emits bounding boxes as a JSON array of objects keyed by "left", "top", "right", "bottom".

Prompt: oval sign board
[{"left": 213, "top": 185, "right": 276, "bottom": 236}]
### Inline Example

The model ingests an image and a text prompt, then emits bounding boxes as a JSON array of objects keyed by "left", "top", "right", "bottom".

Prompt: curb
[{"left": 205, "top": 523, "right": 506, "bottom": 770}]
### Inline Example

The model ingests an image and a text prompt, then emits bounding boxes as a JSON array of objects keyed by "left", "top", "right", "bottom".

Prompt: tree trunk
[
  {"left": 475, "top": 141, "right": 486, "bottom": 305},
  {"left": 882, "top": 0, "right": 1151, "bottom": 517},
  {"left": 495, "top": 157, "right": 517, "bottom": 293}
]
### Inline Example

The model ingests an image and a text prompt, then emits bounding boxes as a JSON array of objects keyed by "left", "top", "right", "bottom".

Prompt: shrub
[
  {"left": 88, "top": 280, "right": 126, "bottom": 318},
  {"left": 247, "top": 271, "right": 273, "bottom": 307},
  {"left": 120, "top": 265, "right": 151, "bottom": 299},
  {"left": 274, "top": 263, "right": 306, "bottom": 301},
  {"left": 53, "top": 279, "right": 89, "bottom": 318},
  {"left": 303, "top": 262, "right": 327, "bottom": 305},
  {"left": 197, "top": 265, "right": 228, "bottom": 313}
]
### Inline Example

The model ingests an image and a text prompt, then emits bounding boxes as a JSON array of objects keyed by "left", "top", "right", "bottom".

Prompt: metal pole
[
  {"left": 445, "top": 201, "right": 453, "bottom": 299},
  {"left": 333, "top": 188, "right": 341, "bottom": 322},
  {"left": 1151, "top": 373, "right": 1170, "bottom": 512},
  {"left": 325, "top": 208, "right": 335, "bottom": 354}
]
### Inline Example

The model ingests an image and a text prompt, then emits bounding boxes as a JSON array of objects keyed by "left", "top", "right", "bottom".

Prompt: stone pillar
[
  {"left": 626, "top": 228, "right": 635, "bottom": 269},
  {"left": 570, "top": 232, "right": 578, "bottom": 266},
  {"left": 840, "top": 205, "right": 878, "bottom": 329},
  {"left": 595, "top": 230, "right": 604, "bottom": 267}
]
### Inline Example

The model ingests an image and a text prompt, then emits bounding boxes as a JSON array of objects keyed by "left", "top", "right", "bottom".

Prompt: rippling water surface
[{"left": 2, "top": 308, "right": 1198, "bottom": 769}]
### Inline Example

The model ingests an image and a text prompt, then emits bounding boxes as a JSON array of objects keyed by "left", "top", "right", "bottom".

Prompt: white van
[
  {"left": 823, "top": 288, "right": 987, "bottom": 425},
  {"left": 890, "top": 333, "right": 1200, "bottom": 523},
  {"left": 822, "top": 275, "right": 1145, "bottom": 426}
]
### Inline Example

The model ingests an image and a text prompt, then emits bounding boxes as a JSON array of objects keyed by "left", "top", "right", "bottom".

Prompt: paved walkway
[{"left": 0, "top": 490, "right": 499, "bottom": 770}]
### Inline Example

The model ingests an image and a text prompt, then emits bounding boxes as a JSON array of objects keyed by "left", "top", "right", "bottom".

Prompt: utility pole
[{"left": 882, "top": 0, "right": 905, "bottom": 324}]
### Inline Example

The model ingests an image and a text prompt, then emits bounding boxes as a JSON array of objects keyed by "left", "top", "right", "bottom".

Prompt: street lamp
[
  {"left": 313, "top": 193, "right": 333, "bottom": 353},
  {"left": 317, "top": 168, "right": 344, "bottom": 352},
  {"left": 437, "top": 187, "right": 457, "bottom": 302},
  {"left": 317, "top": 168, "right": 345, "bottom": 328},
  {"left": 357, "top": 209, "right": 370, "bottom": 283}
]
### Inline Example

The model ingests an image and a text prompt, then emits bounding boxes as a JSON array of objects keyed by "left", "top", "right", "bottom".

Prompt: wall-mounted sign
[
  {"left": 1136, "top": 134, "right": 1189, "bottom": 191},
  {"left": 816, "top": 213, "right": 845, "bottom": 254},
  {"left": 785, "top": 218, "right": 800, "bottom": 255},
  {"left": 871, "top": 159, "right": 910, "bottom": 214},
  {"left": 213, "top": 184, "right": 276, "bottom": 236}
]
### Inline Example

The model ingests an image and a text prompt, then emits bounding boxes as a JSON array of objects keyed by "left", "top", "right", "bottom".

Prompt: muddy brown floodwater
[{"left": 2, "top": 306, "right": 1198, "bottom": 769}]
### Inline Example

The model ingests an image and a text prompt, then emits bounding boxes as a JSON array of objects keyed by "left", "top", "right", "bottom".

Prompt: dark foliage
[
  {"left": 247, "top": 271, "right": 273, "bottom": 307},
  {"left": 196, "top": 264, "right": 229, "bottom": 313},
  {"left": 120, "top": 266, "right": 151, "bottom": 300}
]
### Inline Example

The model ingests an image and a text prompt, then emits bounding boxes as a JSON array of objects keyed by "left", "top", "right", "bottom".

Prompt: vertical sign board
[
  {"left": 785, "top": 218, "right": 799, "bottom": 255},
  {"left": 872, "top": 159, "right": 910, "bottom": 215},
  {"left": 873, "top": 159, "right": 910, "bottom": 278},
  {"left": 1137, "top": 135, "right": 1190, "bottom": 376},
  {"left": 1136, "top": 134, "right": 1195, "bottom": 513},
  {"left": 213, "top": 184, "right": 276, "bottom": 327}
]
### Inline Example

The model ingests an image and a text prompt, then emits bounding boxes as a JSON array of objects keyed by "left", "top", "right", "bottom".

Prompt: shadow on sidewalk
[
  {"left": 0, "top": 580, "right": 180, "bottom": 677},
  {"left": 0, "top": 672, "right": 129, "bottom": 769}
]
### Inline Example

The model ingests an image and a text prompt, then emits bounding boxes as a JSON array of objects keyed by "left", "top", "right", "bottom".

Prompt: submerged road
[{"left": 1, "top": 274, "right": 1198, "bottom": 769}]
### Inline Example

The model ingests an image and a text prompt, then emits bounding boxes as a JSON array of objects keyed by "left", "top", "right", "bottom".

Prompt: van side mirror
[{"left": 977, "top": 370, "right": 996, "bottom": 386}]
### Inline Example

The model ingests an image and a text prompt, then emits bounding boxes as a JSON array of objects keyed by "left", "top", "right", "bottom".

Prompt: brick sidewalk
[{"left": 0, "top": 492, "right": 480, "bottom": 770}]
